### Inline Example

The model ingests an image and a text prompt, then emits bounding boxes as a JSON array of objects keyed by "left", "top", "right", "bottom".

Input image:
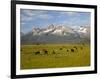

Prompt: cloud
[
  {"left": 38, "top": 14, "right": 53, "bottom": 20},
  {"left": 67, "top": 12, "right": 77, "bottom": 15},
  {"left": 22, "top": 9, "right": 36, "bottom": 16},
  {"left": 21, "top": 15, "right": 33, "bottom": 22},
  {"left": 59, "top": 11, "right": 77, "bottom": 16},
  {"left": 21, "top": 9, "right": 53, "bottom": 22},
  {"left": 57, "top": 11, "right": 78, "bottom": 19},
  {"left": 21, "top": 9, "right": 48, "bottom": 16}
]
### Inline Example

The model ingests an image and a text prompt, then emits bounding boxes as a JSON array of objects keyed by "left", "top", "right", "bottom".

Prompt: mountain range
[{"left": 21, "top": 24, "right": 90, "bottom": 44}]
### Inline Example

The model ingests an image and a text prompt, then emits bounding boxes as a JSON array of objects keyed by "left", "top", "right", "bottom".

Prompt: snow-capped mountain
[
  {"left": 32, "top": 24, "right": 76, "bottom": 36},
  {"left": 21, "top": 25, "right": 90, "bottom": 44},
  {"left": 78, "top": 26, "right": 90, "bottom": 33},
  {"left": 77, "top": 26, "right": 90, "bottom": 38}
]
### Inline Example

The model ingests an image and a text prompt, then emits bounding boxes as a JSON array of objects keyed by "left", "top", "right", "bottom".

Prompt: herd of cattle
[
  {"left": 21, "top": 43, "right": 86, "bottom": 56},
  {"left": 31, "top": 44, "right": 85, "bottom": 55}
]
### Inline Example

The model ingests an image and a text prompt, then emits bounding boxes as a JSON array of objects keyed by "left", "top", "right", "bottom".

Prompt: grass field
[{"left": 21, "top": 44, "right": 90, "bottom": 69}]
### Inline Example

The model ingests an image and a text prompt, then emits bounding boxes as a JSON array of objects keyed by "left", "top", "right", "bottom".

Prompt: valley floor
[{"left": 21, "top": 44, "right": 90, "bottom": 69}]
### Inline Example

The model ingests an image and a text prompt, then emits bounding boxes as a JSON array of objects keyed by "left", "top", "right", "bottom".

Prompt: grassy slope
[{"left": 21, "top": 44, "right": 90, "bottom": 69}]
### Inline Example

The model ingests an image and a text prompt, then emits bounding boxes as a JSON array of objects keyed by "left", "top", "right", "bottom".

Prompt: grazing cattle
[
  {"left": 71, "top": 49, "right": 74, "bottom": 52},
  {"left": 66, "top": 49, "right": 69, "bottom": 52},
  {"left": 73, "top": 46, "right": 77, "bottom": 50},
  {"left": 35, "top": 51, "right": 40, "bottom": 55},
  {"left": 80, "top": 47, "right": 83, "bottom": 50},
  {"left": 60, "top": 48, "right": 63, "bottom": 50},
  {"left": 44, "top": 50, "right": 48, "bottom": 54},
  {"left": 42, "top": 49, "right": 48, "bottom": 55}
]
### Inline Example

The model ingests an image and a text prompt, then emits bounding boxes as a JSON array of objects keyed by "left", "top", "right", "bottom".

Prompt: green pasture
[{"left": 21, "top": 44, "right": 90, "bottom": 69}]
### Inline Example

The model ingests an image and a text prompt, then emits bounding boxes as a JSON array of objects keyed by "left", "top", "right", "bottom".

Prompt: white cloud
[
  {"left": 59, "top": 11, "right": 78, "bottom": 16},
  {"left": 22, "top": 9, "right": 49, "bottom": 17},
  {"left": 21, "top": 9, "right": 54, "bottom": 22},
  {"left": 38, "top": 14, "right": 53, "bottom": 20},
  {"left": 21, "top": 15, "right": 33, "bottom": 21},
  {"left": 22, "top": 10, "right": 35, "bottom": 16},
  {"left": 67, "top": 12, "right": 77, "bottom": 15}
]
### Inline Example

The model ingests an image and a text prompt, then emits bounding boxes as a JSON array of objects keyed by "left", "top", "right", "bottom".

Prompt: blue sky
[{"left": 20, "top": 9, "right": 90, "bottom": 33}]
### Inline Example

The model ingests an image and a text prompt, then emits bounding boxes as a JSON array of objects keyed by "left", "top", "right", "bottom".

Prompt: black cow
[
  {"left": 67, "top": 49, "right": 69, "bottom": 52},
  {"left": 35, "top": 51, "right": 40, "bottom": 55},
  {"left": 71, "top": 49, "right": 74, "bottom": 52},
  {"left": 80, "top": 47, "right": 83, "bottom": 50},
  {"left": 44, "top": 50, "right": 48, "bottom": 54},
  {"left": 42, "top": 49, "right": 48, "bottom": 55},
  {"left": 60, "top": 48, "right": 63, "bottom": 50}
]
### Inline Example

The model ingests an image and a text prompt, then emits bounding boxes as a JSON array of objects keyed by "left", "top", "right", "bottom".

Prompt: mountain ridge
[{"left": 21, "top": 24, "right": 90, "bottom": 44}]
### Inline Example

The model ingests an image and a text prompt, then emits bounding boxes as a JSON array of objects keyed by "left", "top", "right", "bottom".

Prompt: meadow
[{"left": 21, "top": 44, "right": 90, "bottom": 69}]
